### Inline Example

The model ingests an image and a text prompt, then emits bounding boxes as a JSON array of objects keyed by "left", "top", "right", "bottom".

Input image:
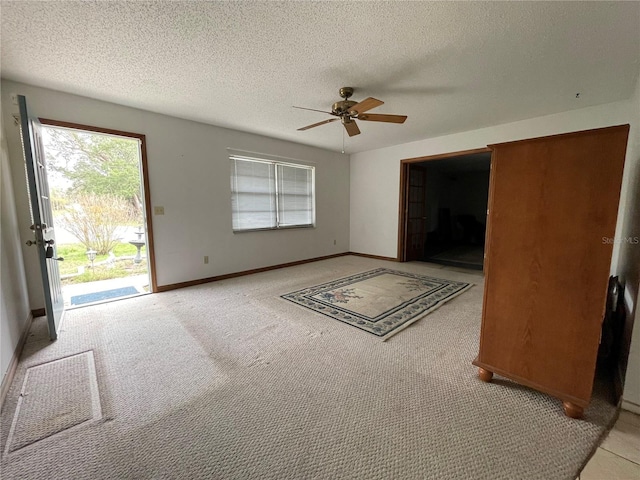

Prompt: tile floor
[{"left": 579, "top": 410, "right": 640, "bottom": 479}]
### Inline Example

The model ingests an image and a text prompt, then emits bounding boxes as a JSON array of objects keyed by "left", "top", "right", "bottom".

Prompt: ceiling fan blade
[
  {"left": 358, "top": 113, "right": 407, "bottom": 124},
  {"left": 293, "top": 106, "right": 334, "bottom": 115},
  {"left": 349, "top": 97, "right": 384, "bottom": 115},
  {"left": 343, "top": 120, "right": 360, "bottom": 137},
  {"left": 297, "top": 118, "right": 339, "bottom": 131}
]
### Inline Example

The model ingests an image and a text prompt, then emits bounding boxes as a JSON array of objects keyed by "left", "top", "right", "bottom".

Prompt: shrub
[{"left": 56, "top": 193, "right": 138, "bottom": 255}]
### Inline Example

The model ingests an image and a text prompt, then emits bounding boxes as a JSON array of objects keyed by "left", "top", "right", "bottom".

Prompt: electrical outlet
[
  {"left": 204, "top": 256, "right": 209, "bottom": 264},
  {"left": 154, "top": 206, "right": 165, "bottom": 215},
  {"left": 333, "top": 239, "right": 336, "bottom": 245}
]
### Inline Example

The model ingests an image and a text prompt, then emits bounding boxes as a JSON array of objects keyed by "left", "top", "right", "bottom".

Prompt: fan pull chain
[{"left": 342, "top": 127, "right": 345, "bottom": 154}]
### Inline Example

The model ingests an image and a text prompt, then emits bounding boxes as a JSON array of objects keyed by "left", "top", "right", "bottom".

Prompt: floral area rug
[{"left": 281, "top": 268, "right": 472, "bottom": 340}]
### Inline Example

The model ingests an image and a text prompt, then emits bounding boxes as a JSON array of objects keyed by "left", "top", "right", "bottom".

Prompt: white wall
[
  {"left": 350, "top": 93, "right": 640, "bottom": 405},
  {"left": 1, "top": 80, "right": 350, "bottom": 308},
  {"left": 620, "top": 73, "right": 640, "bottom": 407},
  {"left": 1, "top": 116, "right": 31, "bottom": 384},
  {"left": 624, "top": 292, "right": 640, "bottom": 410}
]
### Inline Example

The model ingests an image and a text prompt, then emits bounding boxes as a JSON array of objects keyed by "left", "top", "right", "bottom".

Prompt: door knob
[{"left": 44, "top": 246, "right": 63, "bottom": 261}]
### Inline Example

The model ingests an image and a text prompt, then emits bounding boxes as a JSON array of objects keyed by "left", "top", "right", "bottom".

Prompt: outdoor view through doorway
[{"left": 42, "top": 125, "right": 150, "bottom": 308}]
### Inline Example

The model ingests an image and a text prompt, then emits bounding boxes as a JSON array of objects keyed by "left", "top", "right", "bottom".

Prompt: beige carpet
[{"left": 0, "top": 256, "right": 616, "bottom": 479}]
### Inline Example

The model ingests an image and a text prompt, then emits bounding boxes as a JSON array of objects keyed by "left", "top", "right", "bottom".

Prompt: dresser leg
[
  {"left": 562, "top": 401, "right": 583, "bottom": 419},
  {"left": 478, "top": 368, "right": 494, "bottom": 382}
]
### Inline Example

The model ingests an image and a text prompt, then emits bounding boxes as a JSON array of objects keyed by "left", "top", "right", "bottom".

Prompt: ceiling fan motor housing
[{"left": 332, "top": 100, "right": 358, "bottom": 117}]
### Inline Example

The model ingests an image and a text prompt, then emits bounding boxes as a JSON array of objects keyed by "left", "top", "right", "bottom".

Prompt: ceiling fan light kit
[{"left": 295, "top": 87, "right": 407, "bottom": 137}]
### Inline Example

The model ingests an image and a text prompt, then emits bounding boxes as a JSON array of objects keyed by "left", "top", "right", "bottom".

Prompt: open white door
[{"left": 19, "top": 95, "right": 65, "bottom": 340}]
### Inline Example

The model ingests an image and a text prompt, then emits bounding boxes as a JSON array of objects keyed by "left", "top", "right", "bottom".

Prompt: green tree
[{"left": 46, "top": 129, "right": 142, "bottom": 211}]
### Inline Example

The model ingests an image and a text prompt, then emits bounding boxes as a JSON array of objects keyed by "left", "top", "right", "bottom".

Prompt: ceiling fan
[{"left": 294, "top": 87, "right": 407, "bottom": 137}]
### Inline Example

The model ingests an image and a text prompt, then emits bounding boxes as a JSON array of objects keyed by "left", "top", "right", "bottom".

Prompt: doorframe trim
[
  {"left": 38, "top": 118, "right": 158, "bottom": 293},
  {"left": 397, "top": 147, "right": 491, "bottom": 262}
]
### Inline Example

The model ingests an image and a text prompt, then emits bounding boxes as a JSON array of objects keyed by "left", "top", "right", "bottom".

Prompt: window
[{"left": 230, "top": 155, "right": 315, "bottom": 231}]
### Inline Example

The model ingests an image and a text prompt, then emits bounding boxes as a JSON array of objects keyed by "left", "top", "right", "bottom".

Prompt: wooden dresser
[{"left": 473, "top": 125, "right": 630, "bottom": 418}]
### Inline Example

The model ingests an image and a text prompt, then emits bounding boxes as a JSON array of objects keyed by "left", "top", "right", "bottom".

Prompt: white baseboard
[
  {"left": 621, "top": 399, "right": 640, "bottom": 415},
  {"left": 0, "top": 312, "right": 34, "bottom": 410}
]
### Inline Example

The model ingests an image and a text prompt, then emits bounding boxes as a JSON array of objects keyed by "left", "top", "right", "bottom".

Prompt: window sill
[{"left": 233, "top": 224, "right": 315, "bottom": 233}]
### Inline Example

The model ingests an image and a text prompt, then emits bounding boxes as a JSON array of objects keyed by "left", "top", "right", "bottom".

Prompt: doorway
[
  {"left": 398, "top": 148, "right": 491, "bottom": 269},
  {"left": 39, "top": 119, "right": 156, "bottom": 307}
]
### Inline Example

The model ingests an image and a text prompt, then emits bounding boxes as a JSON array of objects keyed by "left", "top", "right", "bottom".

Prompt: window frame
[{"left": 230, "top": 154, "right": 316, "bottom": 233}]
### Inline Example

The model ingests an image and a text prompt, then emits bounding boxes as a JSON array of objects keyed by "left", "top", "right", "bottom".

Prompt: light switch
[{"left": 154, "top": 206, "right": 165, "bottom": 215}]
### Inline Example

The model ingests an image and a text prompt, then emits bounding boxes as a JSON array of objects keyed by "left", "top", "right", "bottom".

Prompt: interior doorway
[
  {"left": 39, "top": 119, "right": 156, "bottom": 308},
  {"left": 399, "top": 148, "right": 491, "bottom": 270}
]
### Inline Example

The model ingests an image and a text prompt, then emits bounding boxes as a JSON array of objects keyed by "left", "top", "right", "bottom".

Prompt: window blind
[
  {"left": 277, "top": 164, "right": 313, "bottom": 227},
  {"left": 230, "top": 155, "right": 314, "bottom": 231},
  {"left": 231, "top": 157, "right": 276, "bottom": 230}
]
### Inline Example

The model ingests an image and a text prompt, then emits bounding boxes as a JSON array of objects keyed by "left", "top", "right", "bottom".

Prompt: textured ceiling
[{"left": 1, "top": 1, "right": 639, "bottom": 154}]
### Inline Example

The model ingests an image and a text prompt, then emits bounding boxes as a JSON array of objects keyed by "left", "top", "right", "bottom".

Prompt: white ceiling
[{"left": 2, "top": 1, "right": 639, "bottom": 154}]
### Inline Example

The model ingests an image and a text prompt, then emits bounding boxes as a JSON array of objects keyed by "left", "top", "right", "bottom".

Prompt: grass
[
  {"left": 62, "top": 261, "right": 148, "bottom": 285},
  {"left": 57, "top": 242, "right": 147, "bottom": 284}
]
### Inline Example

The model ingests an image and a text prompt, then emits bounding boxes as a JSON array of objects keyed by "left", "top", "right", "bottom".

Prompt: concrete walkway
[{"left": 63, "top": 274, "right": 149, "bottom": 309}]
